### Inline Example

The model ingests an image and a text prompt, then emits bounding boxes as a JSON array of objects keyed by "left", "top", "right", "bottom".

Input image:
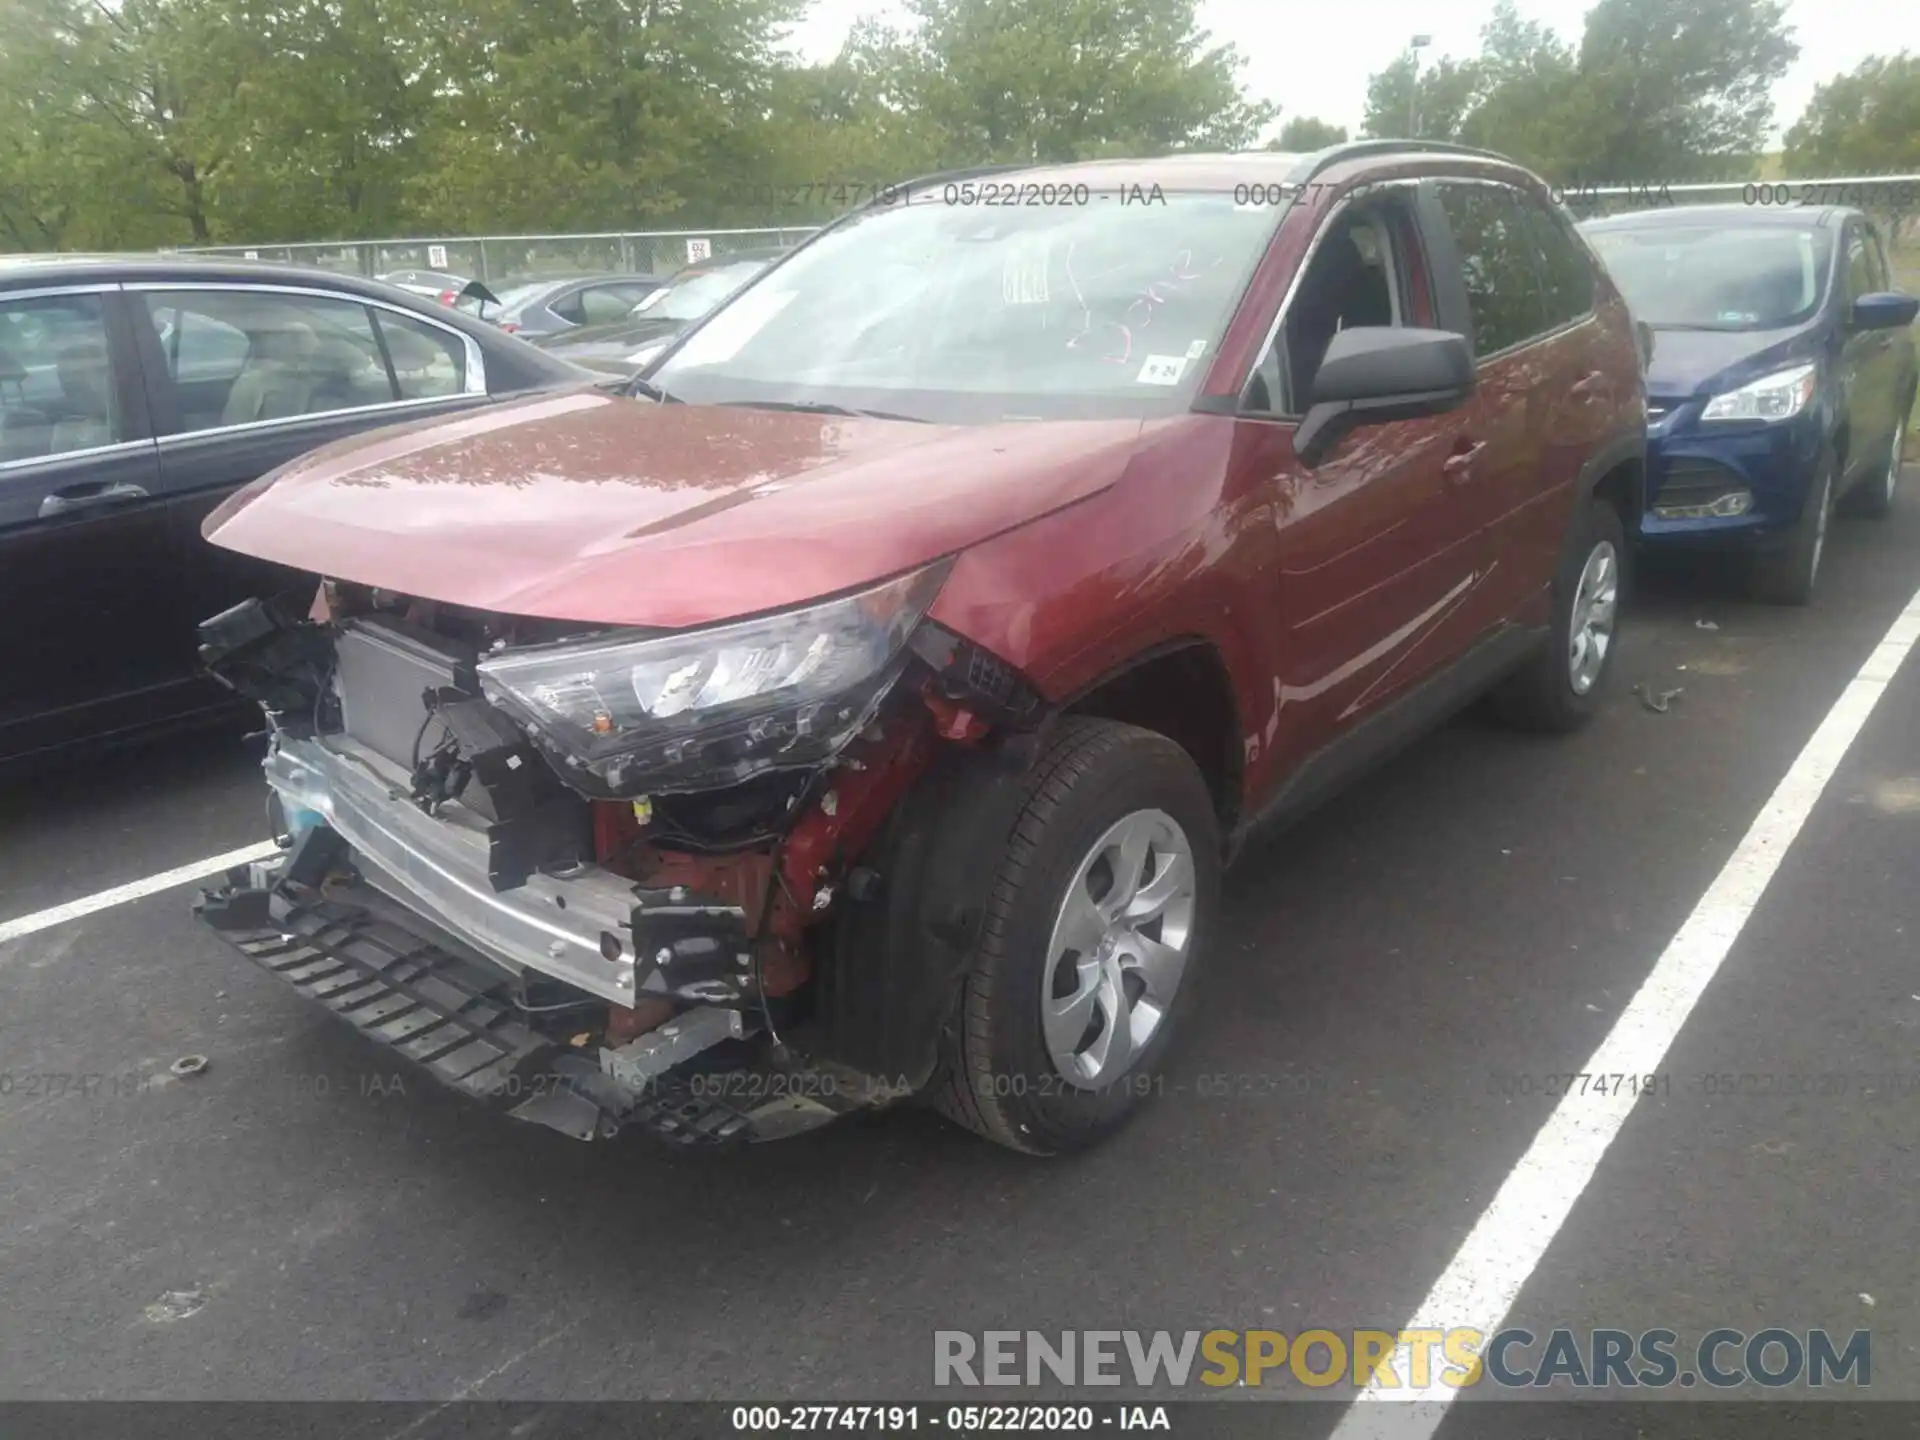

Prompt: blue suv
[{"left": 1581, "top": 205, "right": 1918, "bottom": 604}]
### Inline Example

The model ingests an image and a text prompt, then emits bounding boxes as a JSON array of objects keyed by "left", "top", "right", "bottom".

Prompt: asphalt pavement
[{"left": 3, "top": 472, "right": 1918, "bottom": 1432}]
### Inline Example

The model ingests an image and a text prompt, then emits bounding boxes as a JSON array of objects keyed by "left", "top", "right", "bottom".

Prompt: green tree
[
  {"left": 0, "top": 0, "right": 269, "bottom": 245},
  {"left": 403, "top": 0, "right": 805, "bottom": 235},
  {"left": 875, "top": 0, "right": 1277, "bottom": 165},
  {"left": 1274, "top": 115, "right": 1348, "bottom": 151},
  {"left": 1783, "top": 52, "right": 1920, "bottom": 174},
  {"left": 1361, "top": 53, "right": 1482, "bottom": 142},
  {"left": 1568, "top": 0, "right": 1797, "bottom": 180},
  {"left": 1360, "top": 0, "right": 1796, "bottom": 183},
  {"left": 1454, "top": 2, "right": 1582, "bottom": 174}
]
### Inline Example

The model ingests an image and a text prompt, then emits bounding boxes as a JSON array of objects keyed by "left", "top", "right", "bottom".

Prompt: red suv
[{"left": 194, "top": 142, "right": 1646, "bottom": 1155}]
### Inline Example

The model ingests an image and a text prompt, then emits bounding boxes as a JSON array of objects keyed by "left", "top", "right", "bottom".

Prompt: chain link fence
[
  {"left": 176, "top": 173, "right": 1920, "bottom": 281},
  {"left": 172, "top": 227, "right": 823, "bottom": 283}
]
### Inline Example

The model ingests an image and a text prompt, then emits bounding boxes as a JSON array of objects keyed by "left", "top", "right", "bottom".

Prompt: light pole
[{"left": 1408, "top": 35, "right": 1431, "bottom": 139}]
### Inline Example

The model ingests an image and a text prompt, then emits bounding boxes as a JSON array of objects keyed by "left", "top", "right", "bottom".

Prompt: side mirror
[
  {"left": 1295, "top": 327, "right": 1476, "bottom": 466},
  {"left": 1850, "top": 292, "right": 1919, "bottom": 331}
]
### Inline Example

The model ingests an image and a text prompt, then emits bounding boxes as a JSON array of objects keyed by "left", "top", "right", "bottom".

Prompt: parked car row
[
  {"left": 372, "top": 260, "right": 763, "bottom": 349},
  {"left": 528, "top": 247, "right": 786, "bottom": 373},
  {"left": 0, "top": 255, "right": 592, "bottom": 765},
  {"left": 1578, "top": 206, "right": 1917, "bottom": 603},
  {"left": 5, "top": 141, "right": 1913, "bottom": 1167},
  {"left": 452, "top": 273, "right": 666, "bottom": 336}
]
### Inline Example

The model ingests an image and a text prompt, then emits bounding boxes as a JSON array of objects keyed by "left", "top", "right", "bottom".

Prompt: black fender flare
[
  {"left": 1578, "top": 427, "right": 1647, "bottom": 533},
  {"left": 812, "top": 729, "right": 1051, "bottom": 1091}
]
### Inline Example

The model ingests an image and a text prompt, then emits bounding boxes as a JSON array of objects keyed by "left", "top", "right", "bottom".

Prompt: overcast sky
[{"left": 783, "top": 0, "right": 1920, "bottom": 152}]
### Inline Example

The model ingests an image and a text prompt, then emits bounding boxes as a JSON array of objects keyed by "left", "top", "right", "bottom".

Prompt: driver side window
[{"left": 1244, "top": 199, "right": 1411, "bottom": 417}]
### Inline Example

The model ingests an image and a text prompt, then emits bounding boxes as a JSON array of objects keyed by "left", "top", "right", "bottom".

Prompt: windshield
[
  {"left": 1586, "top": 225, "right": 1834, "bottom": 331},
  {"left": 649, "top": 194, "right": 1276, "bottom": 421},
  {"left": 639, "top": 261, "right": 771, "bottom": 321}
]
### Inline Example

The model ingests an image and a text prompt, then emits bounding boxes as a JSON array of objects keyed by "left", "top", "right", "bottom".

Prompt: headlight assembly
[
  {"left": 476, "top": 561, "right": 951, "bottom": 793},
  {"left": 1700, "top": 363, "right": 1817, "bottom": 423}
]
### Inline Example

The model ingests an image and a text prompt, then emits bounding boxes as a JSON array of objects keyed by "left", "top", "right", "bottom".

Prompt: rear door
[
  {"left": 127, "top": 282, "right": 495, "bottom": 669},
  {"left": 0, "top": 285, "right": 175, "bottom": 760},
  {"left": 1425, "top": 179, "right": 1582, "bottom": 624}
]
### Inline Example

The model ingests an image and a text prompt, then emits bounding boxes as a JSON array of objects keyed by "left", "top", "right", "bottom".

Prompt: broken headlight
[{"left": 476, "top": 561, "right": 951, "bottom": 793}]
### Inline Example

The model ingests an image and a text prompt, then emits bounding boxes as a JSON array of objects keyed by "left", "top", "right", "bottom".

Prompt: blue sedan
[{"left": 1581, "top": 205, "right": 1918, "bottom": 604}]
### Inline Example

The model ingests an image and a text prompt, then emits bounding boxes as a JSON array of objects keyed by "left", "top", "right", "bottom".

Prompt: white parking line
[
  {"left": 1330, "top": 580, "right": 1920, "bottom": 1437},
  {"left": 0, "top": 840, "right": 281, "bottom": 948}
]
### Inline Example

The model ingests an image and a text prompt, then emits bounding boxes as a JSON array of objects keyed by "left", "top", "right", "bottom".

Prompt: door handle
[
  {"left": 1443, "top": 440, "right": 1487, "bottom": 482},
  {"left": 38, "top": 482, "right": 150, "bottom": 519},
  {"left": 1569, "top": 370, "right": 1606, "bottom": 398}
]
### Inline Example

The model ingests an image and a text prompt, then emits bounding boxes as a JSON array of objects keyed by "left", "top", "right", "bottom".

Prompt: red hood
[{"left": 203, "top": 392, "right": 1146, "bottom": 628}]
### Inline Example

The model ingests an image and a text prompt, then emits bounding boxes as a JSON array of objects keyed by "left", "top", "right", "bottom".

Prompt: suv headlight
[
  {"left": 1700, "top": 363, "right": 1817, "bottom": 423},
  {"left": 476, "top": 562, "right": 951, "bottom": 793}
]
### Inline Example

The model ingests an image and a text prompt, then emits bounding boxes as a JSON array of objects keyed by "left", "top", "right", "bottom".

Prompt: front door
[
  {"left": 1837, "top": 222, "right": 1897, "bottom": 484},
  {"left": 1228, "top": 183, "right": 1497, "bottom": 796}
]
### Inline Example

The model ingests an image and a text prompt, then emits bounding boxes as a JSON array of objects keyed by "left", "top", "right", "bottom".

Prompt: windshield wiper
[
  {"left": 717, "top": 399, "right": 933, "bottom": 424},
  {"left": 623, "top": 374, "right": 681, "bottom": 403}
]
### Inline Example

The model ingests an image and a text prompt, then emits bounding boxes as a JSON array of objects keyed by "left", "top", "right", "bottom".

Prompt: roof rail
[
  {"left": 1285, "top": 139, "right": 1529, "bottom": 186},
  {"left": 857, "top": 162, "right": 1037, "bottom": 210}
]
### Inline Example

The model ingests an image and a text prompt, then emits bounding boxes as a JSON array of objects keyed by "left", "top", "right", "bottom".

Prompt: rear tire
[
  {"left": 1750, "top": 446, "right": 1834, "bottom": 606},
  {"left": 933, "top": 717, "right": 1220, "bottom": 1155},
  {"left": 1486, "top": 496, "right": 1626, "bottom": 733}
]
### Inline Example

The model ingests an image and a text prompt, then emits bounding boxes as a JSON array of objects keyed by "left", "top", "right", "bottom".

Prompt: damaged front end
[{"left": 191, "top": 565, "right": 1046, "bottom": 1146}]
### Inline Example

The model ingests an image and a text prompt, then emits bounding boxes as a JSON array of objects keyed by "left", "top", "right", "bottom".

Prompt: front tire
[
  {"left": 1842, "top": 410, "right": 1906, "bottom": 520},
  {"left": 933, "top": 718, "right": 1221, "bottom": 1155},
  {"left": 1751, "top": 446, "right": 1835, "bottom": 606},
  {"left": 1487, "top": 495, "right": 1626, "bottom": 733}
]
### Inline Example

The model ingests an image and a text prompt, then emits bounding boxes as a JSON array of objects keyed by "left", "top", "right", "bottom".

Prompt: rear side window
[
  {"left": 1865, "top": 229, "right": 1891, "bottom": 292},
  {"left": 373, "top": 310, "right": 466, "bottom": 399},
  {"left": 141, "top": 289, "right": 397, "bottom": 434},
  {"left": 1844, "top": 231, "right": 1875, "bottom": 303},
  {"left": 1518, "top": 197, "right": 1596, "bottom": 329},
  {"left": 0, "top": 293, "right": 123, "bottom": 463},
  {"left": 1435, "top": 182, "right": 1549, "bottom": 357}
]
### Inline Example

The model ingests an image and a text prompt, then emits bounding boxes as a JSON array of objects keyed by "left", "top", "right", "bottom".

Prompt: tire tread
[{"left": 933, "top": 717, "right": 1209, "bottom": 1153}]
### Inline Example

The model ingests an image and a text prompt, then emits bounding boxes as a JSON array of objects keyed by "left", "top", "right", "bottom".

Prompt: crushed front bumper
[
  {"left": 261, "top": 733, "right": 646, "bottom": 1006},
  {"left": 194, "top": 735, "right": 905, "bottom": 1145}
]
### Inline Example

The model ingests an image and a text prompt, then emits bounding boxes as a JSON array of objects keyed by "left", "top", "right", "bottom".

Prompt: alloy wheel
[
  {"left": 1567, "top": 540, "right": 1620, "bottom": 696},
  {"left": 1041, "top": 809, "right": 1197, "bottom": 1090}
]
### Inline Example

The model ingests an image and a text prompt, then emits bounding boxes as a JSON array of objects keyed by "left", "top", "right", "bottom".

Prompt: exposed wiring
[{"left": 751, "top": 866, "right": 788, "bottom": 1050}]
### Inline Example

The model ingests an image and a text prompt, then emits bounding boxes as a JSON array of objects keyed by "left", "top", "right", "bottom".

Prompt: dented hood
[{"left": 204, "top": 391, "right": 1146, "bottom": 628}]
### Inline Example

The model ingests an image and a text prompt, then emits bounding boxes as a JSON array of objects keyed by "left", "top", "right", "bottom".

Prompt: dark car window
[
  {"left": 1259, "top": 198, "right": 1410, "bottom": 414},
  {"left": 0, "top": 293, "right": 123, "bottom": 463},
  {"left": 1519, "top": 197, "right": 1596, "bottom": 329},
  {"left": 547, "top": 287, "right": 588, "bottom": 325},
  {"left": 1844, "top": 230, "right": 1876, "bottom": 304},
  {"left": 1865, "top": 228, "right": 1892, "bottom": 293},
  {"left": 1583, "top": 224, "right": 1833, "bottom": 331},
  {"left": 373, "top": 310, "right": 467, "bottom": 398},
  {"left": 141, "top": 289, "right": 400, "bottom": 433},
  {"left": 152, "top": 305, "right": 252, "bottom": 385},
  {"left": 579, "top": 284, "right": 649, "bottom": 326},
  {"left": 1435, "top": 182, "right": 1549, "bottom": 357}
]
